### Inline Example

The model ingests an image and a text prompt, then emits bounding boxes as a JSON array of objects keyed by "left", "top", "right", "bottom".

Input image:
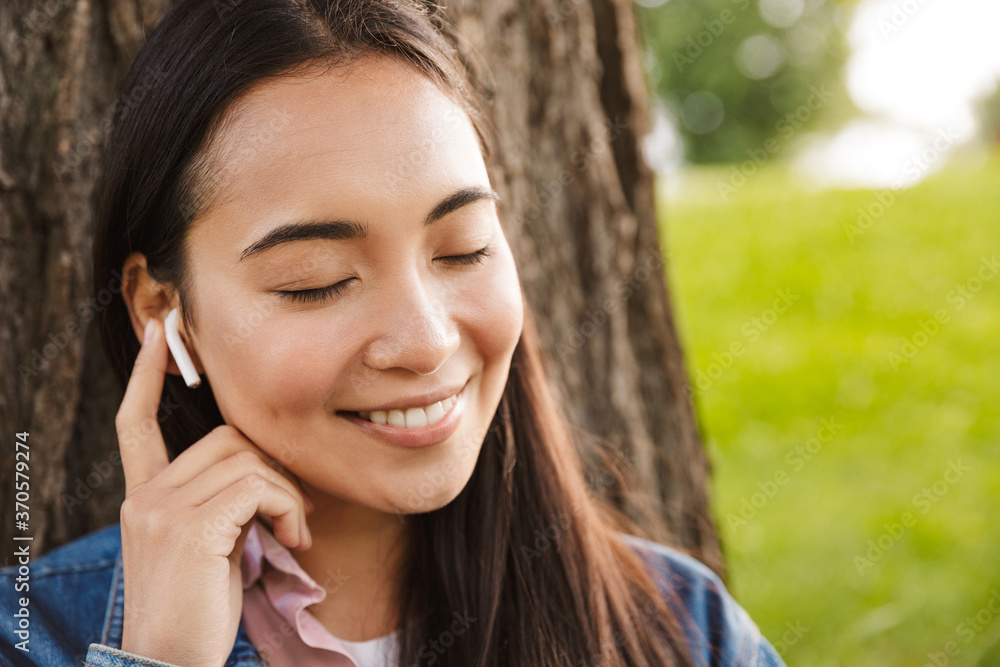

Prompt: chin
[{"left": 386, "top": 474, "right": 470, "bottom": 516}]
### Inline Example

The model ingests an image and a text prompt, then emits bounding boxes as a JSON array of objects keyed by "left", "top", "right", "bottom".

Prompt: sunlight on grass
[{"left": 658, "top": 150, "right": 1000, "bottom": 666}]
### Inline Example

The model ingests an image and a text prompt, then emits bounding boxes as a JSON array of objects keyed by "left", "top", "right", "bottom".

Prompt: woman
[{"left": 0, "top": 0, "right": 785, "bottom": 665}]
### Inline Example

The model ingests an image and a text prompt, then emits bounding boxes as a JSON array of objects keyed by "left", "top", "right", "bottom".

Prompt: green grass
[{"left": 658, "top": 149, "right": 1000, "bottom": 666}]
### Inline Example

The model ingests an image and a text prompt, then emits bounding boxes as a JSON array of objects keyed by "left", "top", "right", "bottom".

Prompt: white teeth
[
  {"left": 387, "top": 409, "right": 406, "bottom": 427},
  {"left": 405, "top": 407, "right": 428, "bottom": 428},
  {"left": 424, "top": 401, "right": 445, "bottom": 424},
  {"left": 356, "top": 394, "right": 457, "bottom": 428}
]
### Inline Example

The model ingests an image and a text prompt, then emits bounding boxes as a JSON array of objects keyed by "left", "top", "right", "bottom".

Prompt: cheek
[
  {"left": 200, "top": 302, "right": 355, "bottom": 419},
  {"left": 258, "top": 333, "right": 332, "bottom": 412},
  {"left": 465, "top": 250, "right": 524, "bottom": 360}
]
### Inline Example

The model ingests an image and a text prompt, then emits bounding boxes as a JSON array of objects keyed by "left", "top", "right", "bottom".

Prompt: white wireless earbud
[{"left": 164, "top": 307, "right": 202, "bottom": 388}]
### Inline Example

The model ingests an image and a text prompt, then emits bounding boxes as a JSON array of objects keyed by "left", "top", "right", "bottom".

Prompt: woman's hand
[{"left": 114, "top": 316, "right": 313, "bottom": 667}]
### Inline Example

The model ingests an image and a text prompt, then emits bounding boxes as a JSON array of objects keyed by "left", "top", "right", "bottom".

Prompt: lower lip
[{"left": 339, "top": 384, "right": 467, "bottom": 448}]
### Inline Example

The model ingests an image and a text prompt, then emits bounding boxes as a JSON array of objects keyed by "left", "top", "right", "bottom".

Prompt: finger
[
  {"left": 197, "top": 475, "right": 306, "bottom": 554},
  {"left": 115, "top": 316, "right": 171, "bottom": 496},
  {"left": 231, "top": 517, "right": 259, "bottom": 568},
  {"left": 179, "top": 450, "right": 310, "bottom": 542},
  {"left": 152, "top": 425, "right": 314, "bottom": 513}
]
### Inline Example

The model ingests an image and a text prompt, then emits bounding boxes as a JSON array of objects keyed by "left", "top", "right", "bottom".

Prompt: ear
[{"left": 121, "top": 252, "right": 206, "bottom": 377}]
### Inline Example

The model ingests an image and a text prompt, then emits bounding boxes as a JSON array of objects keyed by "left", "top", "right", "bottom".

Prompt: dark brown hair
[{"left": 92, "top": 1, "right": 695, "bottom": 664}]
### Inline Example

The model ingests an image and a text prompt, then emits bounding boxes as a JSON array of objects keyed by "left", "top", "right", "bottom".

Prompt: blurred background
[{"left": 633, "top": 0, "right": 1000, "bottom": 664}]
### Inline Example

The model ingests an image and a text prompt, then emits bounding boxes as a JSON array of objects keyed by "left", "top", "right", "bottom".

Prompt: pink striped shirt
[{"left": 240, "top": 519, "right": 400, "bottom": 667}]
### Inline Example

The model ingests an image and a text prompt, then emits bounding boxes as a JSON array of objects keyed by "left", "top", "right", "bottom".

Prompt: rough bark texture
[{"left": 0, "top": 0, "right": 723, "bottom": 577}]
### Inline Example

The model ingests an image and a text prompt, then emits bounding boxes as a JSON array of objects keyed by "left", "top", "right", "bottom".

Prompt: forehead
[{"left": 190, "top": 55, "right": 484, "bottom": 244}]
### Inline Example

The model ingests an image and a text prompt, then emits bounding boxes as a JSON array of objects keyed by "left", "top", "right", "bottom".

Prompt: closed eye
[
  {"left": 437, "top": 245, "right": 494, "bottom": 266},
  {"left": 275, "top": 280, "right": 354, "bottom": 304},
  {"left": 275, "top": 244, "right": 495, "bottom": 304}
]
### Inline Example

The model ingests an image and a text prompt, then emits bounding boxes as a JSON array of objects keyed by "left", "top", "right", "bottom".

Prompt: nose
[{"left": 362, "top": 274, "right": 460, "bottom": 376}]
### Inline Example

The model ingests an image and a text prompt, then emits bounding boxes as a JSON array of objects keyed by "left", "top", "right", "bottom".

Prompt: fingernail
[{"left": 143, "top": 319, "right": 155, "bottom": 344}]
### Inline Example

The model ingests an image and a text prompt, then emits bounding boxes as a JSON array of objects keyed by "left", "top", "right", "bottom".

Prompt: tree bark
[{"left": 0, "top": 0, "right": 723, "bottom": 577}]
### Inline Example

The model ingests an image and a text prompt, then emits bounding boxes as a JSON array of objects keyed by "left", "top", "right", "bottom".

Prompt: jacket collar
[{"left": 101, "top": 542, "right": 267, "bottom": 665}]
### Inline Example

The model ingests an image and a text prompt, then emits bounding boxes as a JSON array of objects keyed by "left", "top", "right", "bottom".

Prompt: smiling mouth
[{"left": 336, "top": 391, "right": 460, "bottom": 429}]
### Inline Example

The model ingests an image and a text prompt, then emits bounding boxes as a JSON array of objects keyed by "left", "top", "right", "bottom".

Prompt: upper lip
[{"left": 338, "top": 379, "right": 467, "bottom": 413}]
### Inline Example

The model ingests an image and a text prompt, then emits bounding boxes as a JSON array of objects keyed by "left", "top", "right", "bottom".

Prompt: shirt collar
[{"left": 241, "top": 518, "right": 328, "bottom": 596}]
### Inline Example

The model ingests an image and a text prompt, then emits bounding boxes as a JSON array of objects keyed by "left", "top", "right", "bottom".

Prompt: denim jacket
[{"left": 0, "top": 523, "right": 785, "bottom": 666}]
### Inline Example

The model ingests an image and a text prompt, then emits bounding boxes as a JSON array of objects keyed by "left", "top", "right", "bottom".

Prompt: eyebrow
[{"left": 239, "top": 185, "right": 501, "bottom": 261}]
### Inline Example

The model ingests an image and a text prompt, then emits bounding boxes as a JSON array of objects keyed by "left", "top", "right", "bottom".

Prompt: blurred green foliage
[
  {"left": 659, "top": 150, "right": 1000, "bottom": 665},
  {"left": 635, "top": 0, "right": 854, "bottom": 164},
  {"left": 974, "top": 84, "right": 1000, "bottom": 145}
]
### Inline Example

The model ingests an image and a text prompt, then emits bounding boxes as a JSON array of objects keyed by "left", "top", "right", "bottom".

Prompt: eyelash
[{"left": 276, "top": 245, "right": 495, "bottom": 304}]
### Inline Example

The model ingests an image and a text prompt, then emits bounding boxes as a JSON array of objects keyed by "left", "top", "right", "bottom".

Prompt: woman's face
[{"left": 181, "top": 55, "right": 523, "bottom": 516}]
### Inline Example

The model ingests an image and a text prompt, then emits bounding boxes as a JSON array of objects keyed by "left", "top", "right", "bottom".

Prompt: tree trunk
[{"left": 0, "top": 0, "right": 723, "bottom": 577}]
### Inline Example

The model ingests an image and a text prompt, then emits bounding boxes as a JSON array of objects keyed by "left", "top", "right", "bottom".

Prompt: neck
[{"left": 289, "top": 480, "right": 413, "bottom": 642}]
